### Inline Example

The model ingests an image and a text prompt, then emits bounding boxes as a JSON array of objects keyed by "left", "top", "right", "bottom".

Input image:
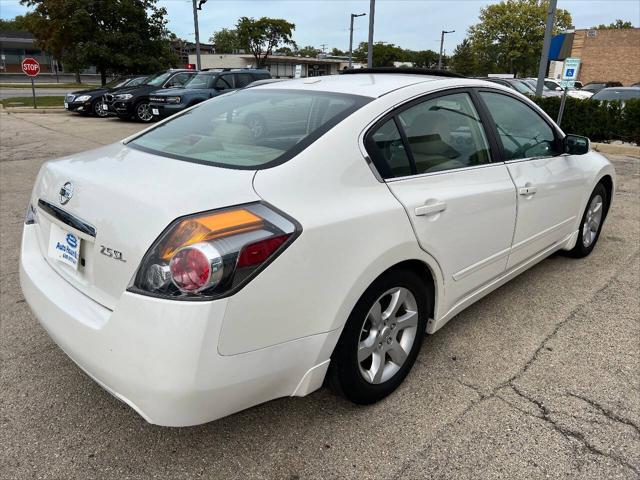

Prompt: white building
[{"left": 189, "top": 53, "right": 346, "bottom": 78}]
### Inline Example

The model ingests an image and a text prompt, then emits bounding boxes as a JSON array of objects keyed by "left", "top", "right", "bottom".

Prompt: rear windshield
[
  {"left": 129, "top": 89, "right": 371, "bottom": 169},
  {"left": 592, "top": 89, "right": 640, "bottom": 101}
]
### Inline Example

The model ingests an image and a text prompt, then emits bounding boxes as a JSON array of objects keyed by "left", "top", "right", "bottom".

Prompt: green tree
[
  {"left": 592, "top": 19, "right": 634, "bottom": 29},
  {"left": 235, "top": 17, "right": 296, "bottom": 68},
  {"left": 275, "top": 46, "right": 294, "bottom": 56},
  {"left": 330, "top": 47, "right": 345, "bottom": 56},
  {"left": 468, "top": 0, "right": 572, "bottom": 77},
  {"left": 354, "top": 42, "right": 405, "bottom": 67},
  {"left": 450, "top": 39, "right": 477, "bottom": 75},
  {"left": 0, "top": 15, "right": 30, "bottom": 30},
  {"left": 22, "top": 0, "right": 176, "bottom": 85},
  {"left": 297, "top": 45, "right": 320, "bottom": 57},
  {"left": 403, "top": 49, "right": 439, "bottom": 68},
  {"left": 210, "top": 28, "right": 242, "bottom": 53}
]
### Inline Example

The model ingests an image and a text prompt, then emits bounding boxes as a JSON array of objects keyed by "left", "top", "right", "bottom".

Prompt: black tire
[
  {"left": 329, "top": 268, "right": 429, "bottom": 404},
  {"left": 134, "top": 100, "right": 154, "bottom": 122},
  {"left": 91, "top": 99, "right": 108, "bottom": 118},
  {"left": 566, "top": 183, "right": 608, "bottom": 258}
]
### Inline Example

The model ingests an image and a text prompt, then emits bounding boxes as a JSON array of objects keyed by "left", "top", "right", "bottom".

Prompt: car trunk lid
[{"left": 30, "top": 142, "right": 259, "bottom": 310}]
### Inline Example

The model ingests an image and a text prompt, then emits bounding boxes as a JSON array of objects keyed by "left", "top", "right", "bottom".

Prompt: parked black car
[
  {"left": 591, "top": 86, "right": 640, "bottom": 104},
  {"left": 148, "top": 69, "right": 271, "bottom": 120},
  {"left": 582, "top": 81, "right": 623, "bottom": 94},
  {"left": 64, "top": 76, "right": 148, "bottom": 117},
  {"left": 107, "top": 69, "right": 197, "bottom": 122}
]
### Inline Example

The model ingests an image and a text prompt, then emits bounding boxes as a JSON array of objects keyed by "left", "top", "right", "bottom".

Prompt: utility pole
[
  {"left": 367, "top": 0, "right": 375, "bottom": 68},
  {"left": 192, "top": 0, "right": 208, "bottom": 70},
  {"left": 438, "top": 30, "right": 454, "bottom": 70},
  {"left": 320, "top": 43, "right": 327, "bottom": 53},
  {"left": 535, "top": 0, "right": 557, "bottom": 97},
  {"left": 348, "top": 12, "right": 366, "bottom": 69}
]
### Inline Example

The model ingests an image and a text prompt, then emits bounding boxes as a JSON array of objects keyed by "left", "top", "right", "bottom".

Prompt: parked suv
[
  {"left": 64, "top": 76, "right": 148, "bottom": 117},
  {"left": 148, "top": 69, "right": 271, "bottom": 120},
  {"left": 109, "top": 69, "right": 197, "bottom": 122}
]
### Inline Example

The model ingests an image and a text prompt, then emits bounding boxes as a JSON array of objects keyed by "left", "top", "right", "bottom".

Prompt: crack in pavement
[
  {"left": 391, "top": 249, "right": 640, "bottom": 479},
  {"left": 564, "top": 392, "right": 640, "bottom": 436}
]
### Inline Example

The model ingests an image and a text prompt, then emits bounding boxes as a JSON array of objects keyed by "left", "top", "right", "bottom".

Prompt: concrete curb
[
  {"left": 0, "top": 105, "right": 68, "bottom": 114},
  {"left": 592, "top": 142, "right": 640, "bottom": 157}
]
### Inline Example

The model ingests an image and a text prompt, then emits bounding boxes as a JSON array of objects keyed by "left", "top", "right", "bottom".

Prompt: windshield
[
  {"left": 129, "top": 89, "right": 371, "bottom": 169},
  {"left": 145, "top": 72, "right": 173, "bottom": 87},
  {"left": 524, "top": 79, "right": 550, "bottom": 91},
  {"left": 106, "top": 77, "right": 131, "bottom": 88},
  {"left": 583, "top": 83, "right": 606, "bottom": 92},
  {"left": 592, "top": 89, "right": 640, "bottom": 101},
  {"left": 184, "top": 73, "right": 214, "bottom": 89},
  {"left": 127, "top": 76, "right": 148, "bottom": 87},
  {"left": 511, "top": 80, "right": 534, "bottom": 94}
]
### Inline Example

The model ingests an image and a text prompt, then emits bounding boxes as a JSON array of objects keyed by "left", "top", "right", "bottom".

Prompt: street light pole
[
  {"left": 192, "top": 0, "right": 208, "bottom": 70},
  {"left": 349, "top": 13, "right": 366, "bottom": 69},
  {"left": 367, "top": 0, "right": 375, "bottom": 68},
  {"left": 535, "top": 0, "right": 557, "bottom": 97},
  {"left": 438, "top": 30, "right": 454, "bottom": 70}
]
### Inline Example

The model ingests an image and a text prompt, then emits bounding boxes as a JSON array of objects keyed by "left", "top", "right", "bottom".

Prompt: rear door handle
[
  {"left": 518, "top": 186, "right": 537, "bottom": 196},
  {"left": 415, "top": 201, "right": 447, "bottom": 216}
]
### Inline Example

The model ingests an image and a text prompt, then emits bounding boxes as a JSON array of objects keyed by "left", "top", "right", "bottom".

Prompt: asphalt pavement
[{"left": 1, "top": 113, "right": 638, "bottom": 479}]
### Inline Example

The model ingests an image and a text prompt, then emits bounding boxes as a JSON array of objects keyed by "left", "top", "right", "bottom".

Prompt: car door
[
  {"left": 366, "top": 90, "right": 517, "bottom": 307},
  {"left": 477, "top": 90, "right": 585, "bottom": 269}
]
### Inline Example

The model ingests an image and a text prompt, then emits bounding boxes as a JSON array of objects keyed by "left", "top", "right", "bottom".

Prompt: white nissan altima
[{"left": 20, "top": 69, "right": 615, "bottom": 426}]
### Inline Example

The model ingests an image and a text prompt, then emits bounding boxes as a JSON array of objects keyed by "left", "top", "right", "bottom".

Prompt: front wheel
[
  {"left": 134, "top": 101, "right": 154, "bottom": 122},
  {"left": 566, "top": 183, "right": 608, "bottom": 258},
  {"left": 92, "top": 99, "right": 109, "bottom": 118},
  {"left": 329, "top": 269, "right": 429, "bottom": 404}
]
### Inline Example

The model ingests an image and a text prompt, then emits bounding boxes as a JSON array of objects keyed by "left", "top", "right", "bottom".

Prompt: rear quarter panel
[{"left": 217, "top": 99, "right": 443, "bottom": 356}]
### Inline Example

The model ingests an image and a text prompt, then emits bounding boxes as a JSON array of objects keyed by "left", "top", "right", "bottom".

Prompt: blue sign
[{"left": 565, "top": 68, "right": 575, "bottom": 78}]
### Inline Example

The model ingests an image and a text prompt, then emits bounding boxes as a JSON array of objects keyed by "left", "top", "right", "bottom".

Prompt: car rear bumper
[{"left": 20, "top": 224, "right": 336, "bottom": 426}]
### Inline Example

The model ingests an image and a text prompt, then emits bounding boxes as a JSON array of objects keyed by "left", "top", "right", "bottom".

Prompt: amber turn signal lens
[{"left": 160, "top": 209, "right": 263, "bottom": 260}]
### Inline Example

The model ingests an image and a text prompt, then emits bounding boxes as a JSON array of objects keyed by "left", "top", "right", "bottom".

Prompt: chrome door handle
[
  {"left": 415, "top": 201, "right": 447, "bottom": 216},
  {"left": 518, "top": 186, "right": 537, "bottom": 196}
]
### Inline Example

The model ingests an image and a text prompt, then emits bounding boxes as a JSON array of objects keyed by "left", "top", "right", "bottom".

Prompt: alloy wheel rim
[
  {"left": 582, "top": 194, "right": 603, "bottom": 247},
  {"left": 95, "top": 102, "right": 108, "bottom": 117},
  {"left": 137, "top": 103, "right": 153, "bottom": 122},
  {"left": 357, "top": 287, "right": 418, "bottom": 384}
]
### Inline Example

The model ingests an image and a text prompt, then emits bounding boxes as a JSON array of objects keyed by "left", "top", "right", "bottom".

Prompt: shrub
[{"left": 530, "top": 96, "right": 640, "bottom": 145}]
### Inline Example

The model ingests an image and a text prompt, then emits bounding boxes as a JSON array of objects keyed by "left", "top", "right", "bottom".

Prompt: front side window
[
  {"left": 129, "top": 89, "right": 370, "bottom": 169},
  {"left": 235, "top": 73, "right": 253, "bottom": 88},
  {"left": 397, "top": 93, "right": 491, "bottom": 174},
  {"left": 166, "top": 73, "right": 193, "bottom": 88},
  {"left": 214, "top": 74, "right": 235, "bottom": 90},
  {"left": 479, "top": 91, "right": 559, "bottom": 161},
  {"left": 184, "top": 73, "right": 213, "bottom": 89}
]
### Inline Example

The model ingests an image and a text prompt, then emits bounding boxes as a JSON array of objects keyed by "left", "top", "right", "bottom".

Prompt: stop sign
[{"left": 21, "top": 57, "right": 40, "bottom": 77}]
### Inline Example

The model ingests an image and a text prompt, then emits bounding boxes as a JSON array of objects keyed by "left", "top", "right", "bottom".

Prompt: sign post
[
  {"left": 557, "top": 57, "right": 581, "bottom": 127},
  {"left": 21, "top": 57, "right": 41, "bottom": 109}
]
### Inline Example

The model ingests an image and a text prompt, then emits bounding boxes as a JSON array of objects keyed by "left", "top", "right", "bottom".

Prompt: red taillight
[
  {"left": 237, "top": 234, "right": 289, "bottom": 268},
  {"left": 170, "top": 246, "right": 211, "bottom": 292}
]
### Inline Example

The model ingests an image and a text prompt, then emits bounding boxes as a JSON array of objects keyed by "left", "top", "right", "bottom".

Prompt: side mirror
[{"left": 564, "top": 134, "right": 590, "bottom": 155}]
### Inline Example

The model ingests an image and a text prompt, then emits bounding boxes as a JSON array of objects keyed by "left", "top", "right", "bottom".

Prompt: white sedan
[{"left": 20, "top": 70, "right": 615, "bottom": 426}]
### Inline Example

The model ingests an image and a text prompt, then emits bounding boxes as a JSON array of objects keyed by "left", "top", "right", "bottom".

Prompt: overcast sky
[{"left": 1, "top": 0, "right": 638, "bottom": 52}]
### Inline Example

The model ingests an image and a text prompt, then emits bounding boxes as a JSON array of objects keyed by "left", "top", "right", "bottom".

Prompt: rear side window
[
  {"left": 479, "top": 91, "right": 559, "bottom": 160},
  {"left": 367, "top": 92, "right": 491, "bottom": 178},
  {"left": 368, "top": 120, "right": 412, "bottom": 178},
  {"left": 129, "top": 89, "right": 371, "bottom": 169}
]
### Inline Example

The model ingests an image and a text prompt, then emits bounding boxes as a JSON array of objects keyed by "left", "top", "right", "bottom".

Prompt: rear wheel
[
  {"left": 134, "top": 100, "right": 154, "bottom": 122},
  {"left": 329, "top": 269, "right": 429, "bottom": 404},
  {"left": 566, "top": 183, "right": 608, "bottom": 258}
]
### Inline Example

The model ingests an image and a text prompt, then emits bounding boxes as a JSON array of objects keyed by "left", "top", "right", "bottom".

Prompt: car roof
[
  {"left": 597, "top": 86, "right": 640, "bottom": 91},
  {"left": 249, "top": 73, "right": 494, "bottom": 98}
]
